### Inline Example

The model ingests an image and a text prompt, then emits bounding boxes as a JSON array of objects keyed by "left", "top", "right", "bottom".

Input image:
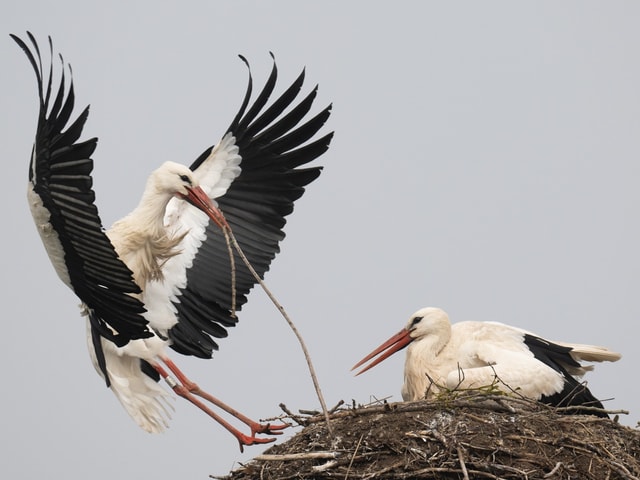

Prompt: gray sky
[{"left": 2, "top": 2, "right": 639, "bottom": 479}]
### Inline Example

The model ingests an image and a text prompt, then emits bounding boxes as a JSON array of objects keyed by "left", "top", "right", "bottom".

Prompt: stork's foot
[
  {"left": 154, "top": 356, "right": 291, "bottom": 451},
  {"left": 250, "top": 420, "right": 290, "bottom": 437},
  {"left": 236, "top": 432, "right": 277, "bottom": 453}
]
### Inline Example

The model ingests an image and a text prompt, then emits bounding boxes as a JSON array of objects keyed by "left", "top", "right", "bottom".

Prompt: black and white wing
[
  {"left": 12, "top": 33, "right": 150, "bottom": 349},
  {"left": 164, "top": 55, "right": 333, "bottom": 358}
]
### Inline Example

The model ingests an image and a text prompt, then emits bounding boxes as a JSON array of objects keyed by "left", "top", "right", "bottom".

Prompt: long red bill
[
  {"left": 183, "top": 186, "right": 229, "bottom": 229},
  {"left": 351, "top": 328, "right": 413, "bottom": 376}
]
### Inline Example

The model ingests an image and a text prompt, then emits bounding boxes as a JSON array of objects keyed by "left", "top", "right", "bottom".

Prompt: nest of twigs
[{"left": 218, "top": 392, "right": 639, "bottom": 480}]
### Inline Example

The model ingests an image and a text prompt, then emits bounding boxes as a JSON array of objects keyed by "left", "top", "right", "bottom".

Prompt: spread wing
[
  {"left": 13, "top": 33, "right": 150, "bottom": 350},
  {"left": 164, "top": 55, "right": 333, "bottom": 358}
]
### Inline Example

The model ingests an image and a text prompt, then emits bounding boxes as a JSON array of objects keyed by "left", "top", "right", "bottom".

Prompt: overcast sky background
[{"left": 2, "top": 2, "right": 639, "bottom": 479}]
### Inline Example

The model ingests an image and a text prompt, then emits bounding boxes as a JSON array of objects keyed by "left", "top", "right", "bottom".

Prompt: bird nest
[{"left": 217, "top": 393, "right": 640, "bottom": 480}]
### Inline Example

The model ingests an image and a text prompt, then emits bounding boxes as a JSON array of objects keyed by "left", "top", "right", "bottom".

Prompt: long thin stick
[
  {"left": 344, "top": 434, "right": 363, "bottom": 480},
  {"left": 255, "top": 452, "right": 339, "bottom": 461},
  {"left": 224, "top": 226, "right": 333, "bottom": 435},
  {"left": 457, "top": 445, "right": 470, "bottom": 480},
  {"left": 222, "top": 228, "right": 237, "bottom": 317}
]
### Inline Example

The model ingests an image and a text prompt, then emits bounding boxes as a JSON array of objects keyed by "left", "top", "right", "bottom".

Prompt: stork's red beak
[
  {"left": 182, "top": 186, "right": 229, "bottom": 229},
  {"left": 351, "top": 328, "right": 414, "bottom": 376}
]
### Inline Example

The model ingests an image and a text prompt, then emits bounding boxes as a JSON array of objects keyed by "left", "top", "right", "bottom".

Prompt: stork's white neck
[
  {"left": 107, "top": 181, "right": 183, "bottom": 288},
  {"left": 401, "top": 323, "right": 452, "bottom": 401},
  {"left": 128, "top": 185, "right": 175, "bottom": 235}
]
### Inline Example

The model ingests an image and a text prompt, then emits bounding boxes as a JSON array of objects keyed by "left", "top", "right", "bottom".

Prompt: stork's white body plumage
[
  {"left": 96, "top": 155, "right": 242, "bottom": 433},
  {"left": 354, "top": 307, "right": 621, "bottom": 416},
  {"left": 86, "top": 325, "right": 172, "bottom": 433},
  {"left": 14, "top": 33, "right": 332, "bottom": 448},
  {"left": 400, "top": 313, "right": 619, "bottom": 401}
]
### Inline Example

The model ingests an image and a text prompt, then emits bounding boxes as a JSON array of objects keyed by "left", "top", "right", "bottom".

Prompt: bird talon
[
  {"left": 251, "top": 422, "right": 290, "bottom": 436},
  {"left": 236, "top": 434, "right": 277, "bottom": 452}
]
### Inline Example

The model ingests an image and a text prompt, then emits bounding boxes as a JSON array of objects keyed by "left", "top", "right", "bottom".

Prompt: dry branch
[{"left": 255, "top": 452, "right": 339, "bottom": 461}]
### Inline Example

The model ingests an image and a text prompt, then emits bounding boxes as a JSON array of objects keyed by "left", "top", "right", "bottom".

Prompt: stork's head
[
  {"left": 351, "top": 307, "right": 450, "bottom": 376},
  {"left": 152, "top": 161, "right": 228, "bottom": 228},
  {"left": 151, "top": 161, "right": 201, "bottom": 197},
  {"left": 403, "top": 307, "right": 450, "bottom": 339}
]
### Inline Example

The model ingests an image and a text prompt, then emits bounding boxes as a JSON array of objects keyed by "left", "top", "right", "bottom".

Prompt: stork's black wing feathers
[
  {"left": 232, "top": 53, "right": 279, "bottom": 136},
  {"left": 239, "top": 69, "right": 306, "bottom": 143},
  {"left": 169, "top": 57, "right": 333, "bottom": 358},
  {"left": 523, "top": 334, "right": 608, "bottom": 417},
  {"left": 13, "top": 33, "right": 151, "bottom": 348}
]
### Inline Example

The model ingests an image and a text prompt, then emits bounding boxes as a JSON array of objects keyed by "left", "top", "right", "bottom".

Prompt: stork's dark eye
[
  {"left": 410, "top": 316, "right": 423, "bottom": 327},
  {"left": 179, "top": 174, "right": 192, "bottom": 184}
]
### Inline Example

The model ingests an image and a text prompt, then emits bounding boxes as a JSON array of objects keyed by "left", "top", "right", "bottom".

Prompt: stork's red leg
[
  {"left": 153, "top": 356, "right": 288, "bottom": 450},
  {"left": 151, "top": 362, "right": 275, "bottom": 452},
  {"left": 159, "top": 356, "right": 289, "bottom": 436}
]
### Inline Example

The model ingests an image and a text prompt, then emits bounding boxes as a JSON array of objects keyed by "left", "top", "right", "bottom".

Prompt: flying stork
[
  {"left": 12, "top": 32, "right": 332, "bottom": 449},
  {"left": 353, "top": 307, "right": 621, "bottom": 416}
]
